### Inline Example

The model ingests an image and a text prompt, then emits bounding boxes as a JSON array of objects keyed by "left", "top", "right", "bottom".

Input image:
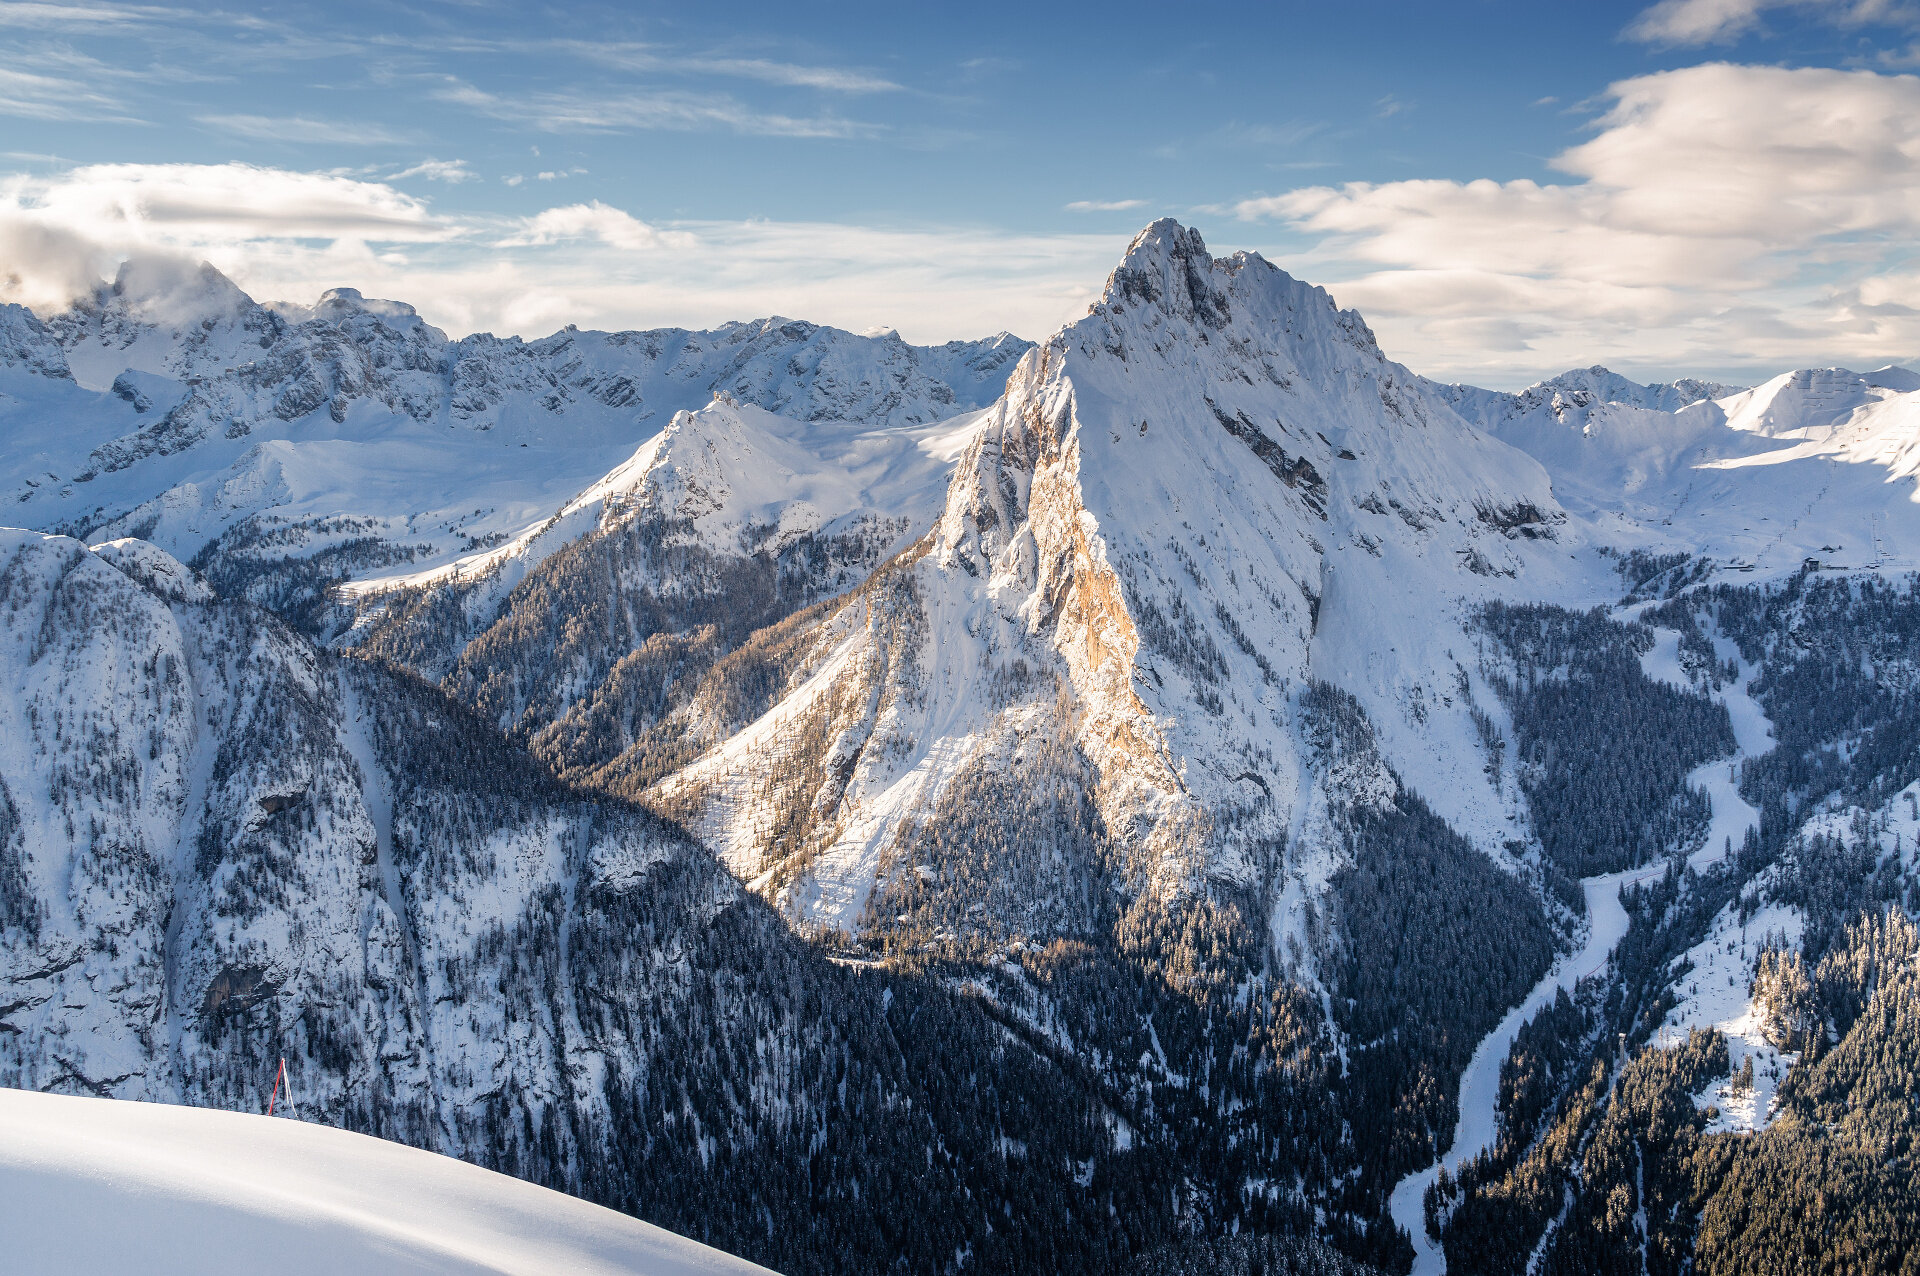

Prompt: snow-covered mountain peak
[
  {"left": 297, "top": 287, "right": 432, "bottom": 332},
  {"left": 631, "top": 398, "right": 967, "bottom": 547},
  {"left": 0, "top": 305, "right": 71, "bottom": 381},
  {"left": 1437, "top": 365, "right": 1749, "bottom": 432},
  {"left": 51, "top": 258, "right": 284, "bottom": 391},
  {"left": 1094, "top": 219, "right": 1382, "bottom": 362},
  {"left": 1715, "top": 364, "right": 1918, "bottom": 437},
  {"left": 88, "top": 536, "right": 212, "bottom": 603},
  {"left": 662, "top": 221, "right": 1570, "bottom": 934},
  {"left": 1534, "top": 365, "right": 1741, "bottom": 414},
  {"left": 344, "top": 395, "right": 970, "bottom": 607},
  {"left": 108, "top": 257, "right": 256, "bottom": 328},
  {"left": 1100, "top": 218, "right": 1237, "bottom": 330},
  {"left": 1865, "top": 364, "right": 1920, "bottom": 393}
]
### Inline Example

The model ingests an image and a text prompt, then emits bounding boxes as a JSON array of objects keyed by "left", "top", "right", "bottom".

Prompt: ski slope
[{"left": 0, "top": 1088, "right": 775, "bottom": 1276}]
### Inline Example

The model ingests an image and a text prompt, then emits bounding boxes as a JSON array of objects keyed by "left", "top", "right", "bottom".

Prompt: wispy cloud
[
  {"left": 1219, "top": 120, "right": 1326, "bottom": 149},
  {"left": 434, "top": 78, "right": 878, "bottom": 138},
  {"left": 1065, "top": 199, "right": 1148, "bottom": 212},
  {"left": 389, "top": 158, "right": 475, "bottom": 184},
  {"left": 0, "top": 2, "right": 180, "bottom": 30},
  {"left": 1625, "top": 0, "right": 1917, "bottom": 45},
  {"left": 562, "top": 41, "right": 902, "bottom": 93},
  {"left": 195, "top": 114, "right": 411, "bottom": 146},
  {"left": 0, "top": 63, "right": 141, "bottom": 122},
  {"left": 689, "top": 56, "right": 900, "bottom": 93},
  {"left": 957, "top": 55, "right": 1019, "bottom": 81}
]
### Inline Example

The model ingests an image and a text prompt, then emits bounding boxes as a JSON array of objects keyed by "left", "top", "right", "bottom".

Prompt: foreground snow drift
[{"left": 0, "top": 1089, "right": 773, "bottom": 1276}]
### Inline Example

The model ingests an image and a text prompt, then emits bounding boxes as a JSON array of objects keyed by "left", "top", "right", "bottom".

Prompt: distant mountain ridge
[
  {"left": 1435, "top": 364, "right": 1748, "bottom": 430},
  {"left": 0, "top": 259, "right": 1028, "bottom": 628}
]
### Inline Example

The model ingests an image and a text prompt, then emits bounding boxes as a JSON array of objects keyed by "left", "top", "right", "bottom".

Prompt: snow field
[{"left": 1, "top": 1088, "right": 775, "bottom": 1276}]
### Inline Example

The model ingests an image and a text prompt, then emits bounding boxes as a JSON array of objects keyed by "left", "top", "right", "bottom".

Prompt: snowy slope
[
  {"left": 655, "top": 220, "right": 1592, "bottom": 937},
  {"left": 1, "top": 260, "right": 1027, "bottom": 615},
  {"left": 1, "top": 1088, "right": 772, "bottom": 1276},
  {"left": 338, "top": 399, "right": 985, "bottom": 663},
  {"left": 1437, "top": 365, "right": 1745, "bottom": 431},
  {"left": 1470, "top": 364, "right": 1920, "bottom": 580}
]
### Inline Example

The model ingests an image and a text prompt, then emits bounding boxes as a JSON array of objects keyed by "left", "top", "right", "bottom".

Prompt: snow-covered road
[{"left": 1386, "top": 610, "right": 1775, "bottom": 1273}]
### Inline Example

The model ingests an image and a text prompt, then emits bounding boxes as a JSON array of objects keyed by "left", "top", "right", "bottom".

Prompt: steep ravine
[{"left": 1386, "top": 610, "right": 1776, "bottom": 1274}]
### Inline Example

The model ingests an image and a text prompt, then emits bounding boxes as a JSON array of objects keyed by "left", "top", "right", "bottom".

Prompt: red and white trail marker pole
[{"left": 267, "top": 1057, "right": 296, "bottom": 1118}]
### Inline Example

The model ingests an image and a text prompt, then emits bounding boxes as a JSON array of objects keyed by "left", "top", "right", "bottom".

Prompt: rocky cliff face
[{"left": 655, "top": 220, "right": 1570, "bottom": 942}]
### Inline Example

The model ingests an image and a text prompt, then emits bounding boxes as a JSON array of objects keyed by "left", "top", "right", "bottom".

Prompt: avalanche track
[{"left": 1386, "top": 607, "right": 1775, "bottom": 1274}]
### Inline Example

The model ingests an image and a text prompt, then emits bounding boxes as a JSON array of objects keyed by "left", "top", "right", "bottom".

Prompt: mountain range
[{"left": 4, "top": 220, "right": 1918, "bottom": 1276}]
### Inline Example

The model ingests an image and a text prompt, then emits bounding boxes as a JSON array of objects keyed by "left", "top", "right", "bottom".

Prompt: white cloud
[
  {"left": 495, "top": 202, "right": 687, "bottom": 252},
  {"left": 0, "top": 160, "right": 1130, "bottom": 345},
  {"left": 1065, "top": 199, "right": 1148, "bottom": 212},
  {"left": 389, "top": 159, "right": 474, "bottom": 184},
  {"left": 0, "top": 216, "right": 118, "bottom": 311},
  {"left": 1626, "top": 0, "right": 1912, "bottom": 44},
  {"left": 1236, "top": 63, "right": 1920, "bottom": 382},
  {"left": 0, "top": 163, "right": 454, "bottom": 306}
]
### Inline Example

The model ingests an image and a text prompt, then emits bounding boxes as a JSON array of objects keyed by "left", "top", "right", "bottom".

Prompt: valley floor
[
  {"left": 1386, "top": 865, "right": 1644, "bottom": 1275},
  {"left": 1387, "top": 609, "right": 1777, "bottom": 1274}
]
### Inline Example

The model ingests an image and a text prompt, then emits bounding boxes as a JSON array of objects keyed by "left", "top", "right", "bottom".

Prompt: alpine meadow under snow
[{"left": 5, "top": 217, "right": 1920, "bottom": 1276}]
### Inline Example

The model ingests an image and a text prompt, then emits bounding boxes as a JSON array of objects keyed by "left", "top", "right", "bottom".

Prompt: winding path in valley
[{"left": 1385, "top": 614, "right": 1773, "bottom": 1274}]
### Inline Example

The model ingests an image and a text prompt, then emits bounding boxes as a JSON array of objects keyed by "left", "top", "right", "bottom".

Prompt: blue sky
[{"left": 4, "top": 0, "right": 1920, "bottom": 385}]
